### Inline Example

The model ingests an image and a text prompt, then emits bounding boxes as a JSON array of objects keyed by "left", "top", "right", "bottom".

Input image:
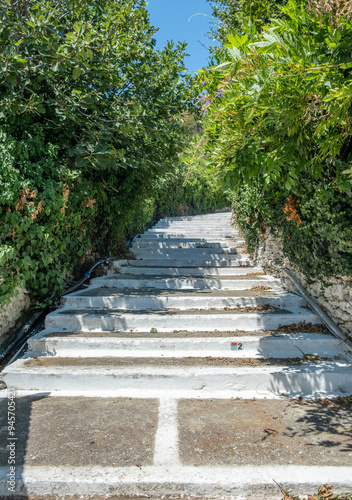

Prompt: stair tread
[
  {"left": 55, "top": 307, "right": 306, "bottom": 316},
  {"left": 33, "top": 329, "right": 330, "bottom": 338},
  {"left": 14, "top": 356, "right": 346, "bottom": 369},
  {"left": 74, "top": 287, "right": 287, "bottom": 297},
  {"left": 100, "top": 274, "right": 272, "bottom": 280}
]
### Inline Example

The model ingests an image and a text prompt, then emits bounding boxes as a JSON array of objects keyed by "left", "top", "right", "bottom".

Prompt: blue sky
[{"left": 146, "top": 0, "right": 218, "bottom": 75}]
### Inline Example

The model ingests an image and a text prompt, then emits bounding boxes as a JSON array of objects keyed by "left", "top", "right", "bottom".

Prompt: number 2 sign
[{"left": 231, "top": 342, "right": 243, "bottom": 351}]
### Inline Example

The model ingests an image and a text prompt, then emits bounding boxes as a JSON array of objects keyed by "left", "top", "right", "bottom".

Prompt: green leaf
[
  {"left": 214, "top": 61, "right": 232, "bottom": 71},
  {"left": 73, "top": 67, "right": 82, "bottom": 80}
]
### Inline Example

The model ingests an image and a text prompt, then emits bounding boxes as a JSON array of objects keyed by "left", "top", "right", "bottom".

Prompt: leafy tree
[
  {"left": 0, "top": 0, "right": 196, "bottom": 305},
  {"left": 207, "top": 0, "right": 286, "bottom": 41},
  {"left": 198, "top": 0, "right": 352, "bottom": 278}
]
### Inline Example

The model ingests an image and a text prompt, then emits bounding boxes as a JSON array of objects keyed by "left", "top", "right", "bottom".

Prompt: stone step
[
  {"left": 114, "top": 262, "right": 263, "bottom": 275},
  {"left": 146, "top": 230, "right": 237, "bottom": 236},
  {"left": 158, "top": 213, "right": 232, "bottom": 219},
  {"left": 133, "top": 254, "right": 252, "bottom": 263},
  {"left": 157, "top": 219, "right": 233, "bottom": 224},
  {"left": 149, "top": 221, "right": 234, "bottom": 225},
  {"left": 138, "top": 234, "right": 238, "bottom": 241},
  {"left": 45, "top": 307, "right": 321, "bottom": 332},
  {"left": 89, "top": 275, "right": 280, "bottom": 290},
  {"left": 2, "top": 356, "right": 352, "bottom": 398},
  {"left": 27, "top": 331, "right": 346, "bottom": 360},
  {"left": 155, "top": 218, "right": 233, "bottom": 224},
  {"left": 153, "top": 225, "right": 235, "bottom": 230},
  {"left": 157, "top": 214, "right": 233, "bottom": 220},
  {"left": 123, "top": 258, "right": 253, "bottom": 267},
  {"left": 131, "top": 240, "right": 246, "bottom": 249},
  {"left": 131, "top": 248, "right": 249, "bottom": 258},
  {"left": 132, "top": 241, "right": 243, "bottom": 250},
  {"left": 63, "top": 288, "right": 306, "bottom": 310}
]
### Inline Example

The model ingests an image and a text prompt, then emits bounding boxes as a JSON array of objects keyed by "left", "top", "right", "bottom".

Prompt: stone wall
[
  {"left": 0, "top": 287, "right": 31, "bottom": 340},
  {"left": 254, "top": 229, "right": 352, "bottom": 341}
]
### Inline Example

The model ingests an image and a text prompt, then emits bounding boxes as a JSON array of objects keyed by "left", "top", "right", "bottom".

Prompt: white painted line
[
  {"left": 3, "top": 388, "right": 347, "bottom": 399},
  {"left": 0, "top": 465, "right": 351, "bottom": 498},
  {"left": 154, "top": 399, "right": 179, "bottom": 466}
]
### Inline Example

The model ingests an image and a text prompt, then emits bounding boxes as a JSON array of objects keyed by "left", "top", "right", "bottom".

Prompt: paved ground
[{"left": 0, "top": 396, "right": 351, "bottom": 470}]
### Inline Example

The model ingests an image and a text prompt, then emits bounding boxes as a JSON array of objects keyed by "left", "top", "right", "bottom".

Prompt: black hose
[
  {"left": 1, "top": 257, "right": 112, "bottom": 366},
  {"left": 0, "top": 307, "right": 49, "bottom": 364}
]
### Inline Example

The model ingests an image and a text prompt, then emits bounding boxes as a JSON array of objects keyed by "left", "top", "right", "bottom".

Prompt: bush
[
  {"left": 198, "top": 0, "right": 352, "bottom": 279},
  {"left": 0, "top": 0, "right": 196, "bottom": 306}
]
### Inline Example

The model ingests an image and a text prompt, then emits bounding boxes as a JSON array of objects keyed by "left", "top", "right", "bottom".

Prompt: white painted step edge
[
  {"left": 89, "top": 277, "right": 282, "bottom": 290},
  {"left": 62, "top": 292, "right": 306, "bottom": 310},
  {"left": 2, "top": 359, "right": 352, "bottom": 398},
  {"left": 0, "top": 464, "right": 351, "bottom": 500},
  {"left": 132, "top": 241, "right": 245, "bottom": 248},
  {"left": 27, "top": 333, "right": 348, "bottom": 360},
  {"left": 113, "top": 263, "right": 264, "bottom": 275},
  {"left": 118, "top": 259, "right": 254, "bottom": 268},
  {"left": 45, "top": 309, "right": 322, "bottom": 332}
]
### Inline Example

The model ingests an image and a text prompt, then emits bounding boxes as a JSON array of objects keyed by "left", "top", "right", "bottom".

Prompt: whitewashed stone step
[
  {"left": 134, "top": 254, "right": 250, "bottom": 262},
  {"left": 122, "top": 258, "right": 252, "bottom": 267},
  {"left": 114, "top": 262, "right": 262, "bottom": 275},
  {"left": 156, "top": 214, "right": 232, "bottom": 220},
  {"left": 146, "top": 231, "right": 237, "bottom": 236},
  {"left": 45, "top": 307, "right": 321, "bottom": 332},
  {"left": 3, "top": 356, "right": 352, "bottom": 398},
  {"left": 134, "top": 236, "right": 242, "bottom": 243},
  {"left": 131, "top": 249, "right": 247, "bottom": 258},
  {"left": 27, "top": 332, "right": 346, "bottom": 360},
  {"left": 62, "top": 289, "right": 306, "bottom": 310},
  {"left": 138, "top": 234, "right": 238, "bottom": 241},
  {"left": 132, "top": 241, "right": 245, "bottom": 249},
  {"left": 159, "top": 212, "right": 232, "bottom": 217},
  {"left": 156, "top": 217, "right": 232, "bottom": 223},
  {"left": 153, "top": 225, "right": 234, "bottom": 230},
  {"left": 149, "top": 221, "right": 233, "bottom": 225},
  {"left": 158, "top": 213, "right": 232, "bottom": 219},
  {"left": 89, "top": 275, "right": 280, "bottom": 290}
]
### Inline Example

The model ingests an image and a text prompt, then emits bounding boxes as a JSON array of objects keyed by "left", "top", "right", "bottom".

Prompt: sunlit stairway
[{"left": 1, "top": 211, "right": 352, "bottom": 499}]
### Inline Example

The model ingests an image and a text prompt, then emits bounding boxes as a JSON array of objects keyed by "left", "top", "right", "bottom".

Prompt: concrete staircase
[{"left": 1, "top": 211, "right": 352, "bottom": 499}]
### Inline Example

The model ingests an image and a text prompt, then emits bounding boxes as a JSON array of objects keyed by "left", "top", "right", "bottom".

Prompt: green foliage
[
  {"left": 207, "top": 0, "right": 286, "bottom": 42},
  {"left": 154, "top": 138, "right": 232, "bottom": 218},
  {"left": 199, "top": 0, "right": 352, "bottom": 279},
  {"left": 0, "top": 0, "right": 197, "bottom": 306},
  {"left": 233, "top": 182, "right": 352, "bottom": 279}
]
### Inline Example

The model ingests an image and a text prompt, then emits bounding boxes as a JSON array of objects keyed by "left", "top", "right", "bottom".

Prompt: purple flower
[
  {"left": 197, "top": 95, "right": 207, "bottom": 103},
  {"left": 201, "top": 81, "right": 206, "bottom": 86},
  {"left": 204, "top": 99, "right": 211, "bottom": 108},
  {"left": 215, "top": 90, "right": 223, "bottom": 99}
]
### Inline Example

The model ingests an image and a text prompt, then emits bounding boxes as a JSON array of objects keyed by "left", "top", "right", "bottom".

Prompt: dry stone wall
[
  {"left": 0, "top": 287, "right": 30, "bottom": 339},
  {"left": 254, "top": 229, "right": 352, "bottom": 341}
]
